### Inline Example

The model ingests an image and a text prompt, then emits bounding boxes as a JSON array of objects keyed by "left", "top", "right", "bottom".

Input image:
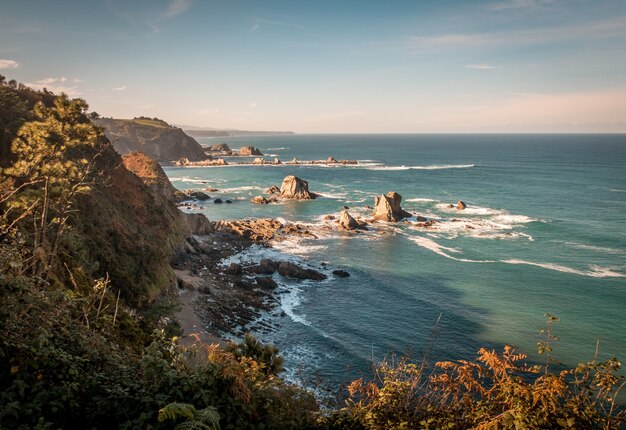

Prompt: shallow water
[{"left": 165, "top": 134, "right": 626, "bottom": 389}]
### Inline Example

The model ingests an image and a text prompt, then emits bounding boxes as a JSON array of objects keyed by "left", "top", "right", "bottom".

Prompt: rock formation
[
  {"left": 210, "top": 143, "right": 231, "bottom": 152},
  {"left": 278, "top": 262, "right": 327, "bottom": 281},
  {"left": 122, "top": 152, "right": 187, "bottom": 203},
  {"left": 184, "top": 190, "right": 210, "bottom": 201},
  {"left": 184, "top": 213, "right": 215, "bottom": 235},
  {"left": 457, "top": 200, "right": 467, "bottom": 210},
  {"left": 94, "top": 117, "right": 208, "bottom": 162},
  {"left": 264, "top": 185, "right": 280, "bottom": 195},
  {"left": 337, "top": 209, "right": 368, "bottom": 231},
  {"left": 279, "top": 175, "right": 317, "bottom": 200},
  {"left": 372, "top": 192, "right": 412, "bottom": 222},
  {"left": 239, "top": 146, "right": 263, "bottom": 156}
]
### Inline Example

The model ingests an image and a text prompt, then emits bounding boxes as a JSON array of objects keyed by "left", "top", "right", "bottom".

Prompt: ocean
[{"left": 164, "top": 134, "right": 626, "bottom": 392}]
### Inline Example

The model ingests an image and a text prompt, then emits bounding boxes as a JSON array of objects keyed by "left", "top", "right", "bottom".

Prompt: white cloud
[
  {"left": 466, "top": 64, "right": 497, "bottom": 69},
  {"left": 72, "top": 78, "right": 83, "bottom": 83},
  {"left": 249, "top": 102, "right": 257, "bottom": 109},
  {"left": 407, "top": 16, "right": 626, "bottom": 52},
  {"left": 0, "top": 59, "right": 19, "bottom": 69},
  {"left": 161, "top": 0, "right": 192, "bottom": 19},
  {"left": 25, "top": 77, "right": 81, "bottom": 96},
  {"left": 248, "top": 24, "right": 259, "bottom": 33},
  {"left": 112, "top": 85, "right": 127, "bottom": 91},
  {"left": 488, "top": 0, "right": 552, "bottom": 11}
]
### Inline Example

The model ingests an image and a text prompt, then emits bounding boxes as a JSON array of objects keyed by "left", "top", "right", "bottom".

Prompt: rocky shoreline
[{"left": 169, "top": 172, "right": 470, "bottom": 345}]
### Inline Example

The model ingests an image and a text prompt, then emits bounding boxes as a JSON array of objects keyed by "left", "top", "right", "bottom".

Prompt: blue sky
[{"left": 1, "top": 0, "right": 625, "bottom": 132}]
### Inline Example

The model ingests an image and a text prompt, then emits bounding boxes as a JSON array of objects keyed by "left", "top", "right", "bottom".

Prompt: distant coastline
[{"left": 184, "top": 128, "right": 295, "bottom": 138}]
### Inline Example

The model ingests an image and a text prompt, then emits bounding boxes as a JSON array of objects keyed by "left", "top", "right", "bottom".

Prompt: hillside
[{"left": 94, "top": 117, "right": 208, "bottom": 162}]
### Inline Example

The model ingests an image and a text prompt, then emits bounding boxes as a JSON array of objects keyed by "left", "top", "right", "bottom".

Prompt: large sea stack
[
  {"left": 279, "top": 175, "right": 317, "bottom": 199},
  {"left": 372, "top": 191, "right": 412, "bottom": 222}
]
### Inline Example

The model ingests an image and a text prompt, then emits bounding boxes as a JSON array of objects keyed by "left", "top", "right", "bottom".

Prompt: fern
[
  {"left": 158, "top": 402, "right": 197, "bottom": 423},
  {"left": 158, "top": 403, "right": 220, "bottom": 430}
]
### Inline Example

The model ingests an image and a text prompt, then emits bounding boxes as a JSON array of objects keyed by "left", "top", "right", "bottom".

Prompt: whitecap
[
  {"left": 406, "top": 198, "right": 437, "bottom": 203},
  {"left": 564, "top": 242, "right": 624, "bottom": 255},
  {"left": 502, "top": 259, "right": 625, "bottom": 278},
  {"left": 265, "top": 147, "right": 290, "bottom": 150},
  {"left": 366, "top": 164, "right": 475, "bottom": 171}
]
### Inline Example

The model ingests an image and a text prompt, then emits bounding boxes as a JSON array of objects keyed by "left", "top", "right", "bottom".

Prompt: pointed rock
[
  {"left": 338, "top": 209, "right": 368, "bottom": 230},
  {"left": 372, "top": 191, "right": 412, "bottom": 222}
]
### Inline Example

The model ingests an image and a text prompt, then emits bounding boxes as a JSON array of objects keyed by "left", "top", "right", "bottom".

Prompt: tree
[{"left": 3, "top": 94, "right": 104, "bottom": 280}]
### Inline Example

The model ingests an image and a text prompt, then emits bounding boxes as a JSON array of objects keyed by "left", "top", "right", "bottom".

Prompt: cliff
[{"left": 94, "top": 117, "right": 208, "bottom": 162}]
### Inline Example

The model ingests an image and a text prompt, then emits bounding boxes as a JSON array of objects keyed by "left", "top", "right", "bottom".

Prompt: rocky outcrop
[
  {"left": 251, "top": 195, "right": 277, "bottom": 204},
  {"left": 264, "top": 185, "right": 280, "bottom": 195},
  {"left": 184, "top": 213, "right": 214, "bottom": 235},
  {"left": 176, "top": 157, "right": 226, "bottom": 166},
  {"left": 94, "top": 118, "right": 208, "bottom": 162},
  {"left": 252, "top": 259, "right": 279, "bottom": 274},
  {"left": 338, "top": 209, "right": 368, "bottom": 231},
  {"left": 210, "top": 143, "right": 231, "bottom": 152},
  {"left": 184, "top": 190, "right": 210, "bottom": 201},
  {"left": 279, "top": 175, "right": 317, "bottom": 200},
  {"left": 457, "top": 200, "right": 467, "bottom": 210},
  {"left": 372, "top": 192, "right": 412, "bottom": 222},
  {"left": 122, "top": 152, "right": 186, "bottom": 203},
  {"left": 239, "top": 146, "right": 263, "bottom": 156},
  {"left": 278, "top": 262, "right": 327, "bottom": 281}
]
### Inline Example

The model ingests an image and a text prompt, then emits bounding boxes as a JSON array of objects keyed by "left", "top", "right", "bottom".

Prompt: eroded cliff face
[{"left": 94, "top": 118, "right": 208, "bottom": 162}]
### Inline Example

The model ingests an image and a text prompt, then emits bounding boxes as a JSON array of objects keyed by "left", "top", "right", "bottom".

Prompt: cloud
[
  {"left": 248, "top": 24, "right": 259, "bottom": 33},
  {"left": 488, "top": 0, "right": 553, "bottom": 11},
  {"left": 25, "top": 77, "right": 80, "bottom": 96},
  {"left": 407, "top": 16, "right": 626, "bottom": 52},
  {"left": 466, "top": 64, "right": 497, "bottom": 69},
  {"left": 0, "top": 59, "right": 19, "bottom": 69},
  {"left": 249, "top": 102, "right": 257, "bottom": 109},
  {"left": 161, "top": 0, "right": 193, "bottom": 19},
  {"left": 112, "top": 85, "right": 127, "bottom": 91}
]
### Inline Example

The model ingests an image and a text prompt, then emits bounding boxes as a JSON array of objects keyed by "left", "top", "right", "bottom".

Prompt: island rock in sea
[
  {"left": 457, "top": 200, "right": 467, "bottom": 210},
  {"left": 279, "top": 175, "right": 317, "bottom": 199},
  {"left": 372, "top": 191, "right": 412, "bottom": 222},
  {"left": 338, "top": 209, "right": 368, "bottom": 231},
  {"left": 239, "top": 146, "right": 263, "bottom": 156}
]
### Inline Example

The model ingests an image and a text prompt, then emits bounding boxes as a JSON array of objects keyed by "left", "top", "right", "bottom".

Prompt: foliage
[
  {"left": 321, "top": 315, "right": 626, "bottom": 430},
  {"left": 159, "top": 403, "right": 221, "bottom": 430},
  {"left": 228, "top": 333, "right": 285, "bottom": 376}
]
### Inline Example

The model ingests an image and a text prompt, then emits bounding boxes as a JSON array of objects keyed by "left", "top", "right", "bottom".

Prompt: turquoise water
[{"left": 165, "top": 134, "right": 626, "bottom": 389}]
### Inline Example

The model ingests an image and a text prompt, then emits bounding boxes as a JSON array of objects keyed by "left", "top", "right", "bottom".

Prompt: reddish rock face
[{"left": 372, "top": 191, "right": 412, "bottom": 222}]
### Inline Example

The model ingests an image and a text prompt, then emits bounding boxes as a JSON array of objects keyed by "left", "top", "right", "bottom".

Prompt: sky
[{"left": 1, "top": 0, "right": 626, "bottom": 133}]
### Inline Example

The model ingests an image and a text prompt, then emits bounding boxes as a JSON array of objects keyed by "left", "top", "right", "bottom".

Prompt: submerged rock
[
  {"left": 279, "top": 175, "right": 317, "bottom": 199},
  {"left": 333, "top": 269, "right": 350, "bottom": 278},
  {"left": 372, "top": 191, "right": 412, "bottom": 222},
  {"left": 278, "top": 262, "right": 327, "bottom": 280},
  {"left": 338, "top": 209, "right": 368, "bottom": 231},
  {"left": 213, "top": 198, "right": 223, "bottom": 204}
]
